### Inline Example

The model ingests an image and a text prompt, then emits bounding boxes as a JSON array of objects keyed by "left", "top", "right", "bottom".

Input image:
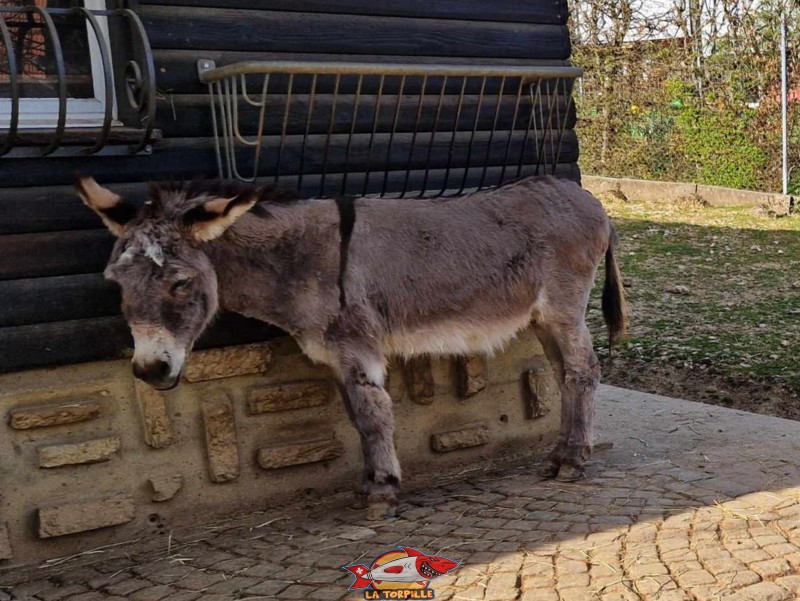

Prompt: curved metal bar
[
  {"left": 251, "top": 74, "right": 270, "bottom": 182},
  {"left": 320, "top": 73, "right": 341, "bottom": 196},
  {"left": 341, "top": 74, "right": 363, "bottom": 193},
  {"left": 32, "top": 6, "right": 67, "bottom": 156},
  {"left": 275, "top": 73, "right": 294, "bottom": 184},
  {"left": 231, "top": 74, "right": 262, "bottom": 147},
  {"left": 438, "top": 75, "right": 467, "bottom": 197},
  {"left": 207, "top": 81, "right": 224, "bottom": 178},
  {"left": 73, "top": 7, "right": 114, "bottom": 154},
  {"left": 117, "top": 8, "right": 156, "bottom": 153},
  {"left": 240, "top": 73, "right": 266, "bottom": 107},
  {"left": 478, "top": 76, "right": 506, "bottom": 190},
  {"left": 0, "top": 14, "right": 19, "bottom": 157},
  {"left": 223, "top": 77, "right": 248, "bottom": 181},
  {"left": 516, "top": 80, "right": 540, "bottom": 178},
  {"left": 382, "top": 75, "right": 405, "bottom": 197},
  {"left": 420, "top": 75, "right": 447, "bottom": 197},
  {"left": 297, "top": 73, "right": 317, "bottom": 191},
  {"left": 458, "top": 75, "right": 487, "bottom": 195},
  {"left": 552, "top": 77, "right": 572, "bottom": 176},
  {"left": 401, "top": 75, "right": 428, "bottom": 197},
  {"left": 361, "top": 74, "right": 384, "bottom": 196},
  {"left": 499, "top": 77, "right": 524, "bottom": 183}
]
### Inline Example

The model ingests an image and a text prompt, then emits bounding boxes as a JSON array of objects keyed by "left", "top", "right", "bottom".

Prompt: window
[{"left": 0, "top": 0, "right": 115, "bottom": 128}]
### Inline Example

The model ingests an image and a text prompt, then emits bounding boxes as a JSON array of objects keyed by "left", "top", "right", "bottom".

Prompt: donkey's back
[{"left": 343, "top": 176, "right": 615, "bottom": 358}]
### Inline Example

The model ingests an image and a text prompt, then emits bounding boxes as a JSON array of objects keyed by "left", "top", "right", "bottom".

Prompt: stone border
[{"left": 583, "top": 175, "right": 795, "bottom": 212}]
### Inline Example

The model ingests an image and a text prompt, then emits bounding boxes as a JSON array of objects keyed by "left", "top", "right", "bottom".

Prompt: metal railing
[
  {"left": 0, "top": 6, "right": 156, "bottom": 157},
  {"left": 198, "top": 60, "right": 582, "bottom": 197}
]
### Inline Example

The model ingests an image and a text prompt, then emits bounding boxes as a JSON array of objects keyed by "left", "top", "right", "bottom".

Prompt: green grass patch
[{"left": 588, "top": 197, "right": 800, "bottom": 391}]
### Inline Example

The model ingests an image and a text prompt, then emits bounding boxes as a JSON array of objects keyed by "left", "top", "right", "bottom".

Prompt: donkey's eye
[{"left": 170, "top": 278, "right": 192, "bottom": 296}]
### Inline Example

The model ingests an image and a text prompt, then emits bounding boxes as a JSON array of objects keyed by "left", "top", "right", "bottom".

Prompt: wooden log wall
[{"left": 0, "top": 0, "right": 579, "bottom": 373}]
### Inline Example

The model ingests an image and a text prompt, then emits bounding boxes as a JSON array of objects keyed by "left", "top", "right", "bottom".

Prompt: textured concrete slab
[{"left": 6, "top": 385, "right": 800, "bottom": 601}]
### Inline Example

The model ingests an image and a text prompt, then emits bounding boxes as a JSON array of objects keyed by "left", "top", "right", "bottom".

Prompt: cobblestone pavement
[{"left": 5, "top": 385, "right": 800, "bottom": 601}]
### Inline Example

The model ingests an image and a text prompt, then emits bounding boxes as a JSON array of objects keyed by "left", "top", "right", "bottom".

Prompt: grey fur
[{"left": 78, "top": 175, "right": 628, "bottom": 518}]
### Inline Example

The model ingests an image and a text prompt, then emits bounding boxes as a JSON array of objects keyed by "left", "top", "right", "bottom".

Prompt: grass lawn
[{"left": 587, "top": 195, "right": 800, "bottom": 419}]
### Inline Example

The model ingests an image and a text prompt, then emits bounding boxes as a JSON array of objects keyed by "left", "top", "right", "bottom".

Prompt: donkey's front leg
[{"left": 338, "top": 353, "right": 402, "bottom": 520}]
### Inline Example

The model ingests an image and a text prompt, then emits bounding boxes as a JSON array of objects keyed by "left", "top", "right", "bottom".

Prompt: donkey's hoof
[
  {"left": 351, "top": 492, "right": 369, "bottom": 510},
  {"left": 367, "top": 501, "right": 397, "bottom": 521},
  {"left": 538, "top": 460, "right": 560, "bottom": 479},
  {"left": 555, "top": 463, "right": 585, "bottom": 482}
]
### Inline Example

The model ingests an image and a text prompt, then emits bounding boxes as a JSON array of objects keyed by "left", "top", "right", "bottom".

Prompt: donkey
[{"left": 76, "top": 174, "right": 627, "bottom": 518}]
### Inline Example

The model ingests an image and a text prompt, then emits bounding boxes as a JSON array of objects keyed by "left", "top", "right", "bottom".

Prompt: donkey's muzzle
[{"left": 133, "top": 359, "right": 178, "bottom": 390}]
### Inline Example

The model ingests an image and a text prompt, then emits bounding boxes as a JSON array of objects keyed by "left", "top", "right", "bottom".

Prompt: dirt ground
[{"left": 588, "top": 193, "right": 800, "bottom": 420}]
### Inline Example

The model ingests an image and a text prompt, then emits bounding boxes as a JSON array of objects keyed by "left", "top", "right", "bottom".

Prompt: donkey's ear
[
  {"left": 74, "top": 174, "right": 137, "bottom": 237},
  {"left": 182, "top": 193, "right": 258, "bottom": 242}
]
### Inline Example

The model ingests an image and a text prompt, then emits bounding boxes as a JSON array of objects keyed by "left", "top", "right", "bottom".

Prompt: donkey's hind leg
[
  {"left": 533, "top": 310, "right": 600, "bottom": 482},
  {"left": 554, "top": 320, "right": 600, "bottom": 481},
  {"left": 336, "top": 347, "right": 401, "bottom": 520},
  {"left": 538, "top": 317, "right": 600, "bottom": 481}
]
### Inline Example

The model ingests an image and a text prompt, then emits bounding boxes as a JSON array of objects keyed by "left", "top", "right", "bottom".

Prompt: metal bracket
[{"left": 197, "top": 59, "right": 217, "bottom": 77}]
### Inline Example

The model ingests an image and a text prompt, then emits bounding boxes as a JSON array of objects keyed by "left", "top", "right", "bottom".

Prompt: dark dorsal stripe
[{"left": 334, "top": 196, "right": 357, "bottom": 309}]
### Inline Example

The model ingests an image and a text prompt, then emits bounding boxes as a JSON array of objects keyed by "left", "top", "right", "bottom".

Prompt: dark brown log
[
  {"left": 0, "top": 161, "right": 580, "bottom": 238},
  {"left": 0, "top": 274, "right": 119, "bottom": 327},
  {"left": 139, "top": 0, "right": 568, "bottom": 25},
  {"left": 0, "top": 313, "right": 282, "bottom": 374},
  {"left": 279, "top": 162, "right": 582, "bottom": 198},
  {"left": 0, "top": 128, "right": 162, "bottom": 148},
  {"left": 156, "top": 93, "right": 577, "bottom": 139},
  {"left": 217, "top": 129, "right": 579, "bottom": 180},
  {"left": 139, "top": 6, "right": 570, "bottom": 60},
  {"left": 0, "top": 131, "right": 578, "bottom": 188},
  {"left": 0, "top": 183, "right": 147, "bottom": 235},
  {"left": 0, "top": 230, "right": 114, "bottom": 280}
]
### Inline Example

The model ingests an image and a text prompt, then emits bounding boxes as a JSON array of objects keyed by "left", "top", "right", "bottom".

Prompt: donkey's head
[{"left": 76, "top": 176, "right": 258, "bottom": 390}]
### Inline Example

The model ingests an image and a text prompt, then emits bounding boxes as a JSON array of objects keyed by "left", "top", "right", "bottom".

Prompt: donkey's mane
[{"left": 147, "top": 180, "right": 305, "bottom": 214}]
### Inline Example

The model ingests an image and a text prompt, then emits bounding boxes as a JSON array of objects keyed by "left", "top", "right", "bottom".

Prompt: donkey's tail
[{"left": 601, "top": 227, "right": 629, "bottom": 348}]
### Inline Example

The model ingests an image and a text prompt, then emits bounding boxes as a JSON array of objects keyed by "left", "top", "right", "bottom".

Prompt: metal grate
[
  {"left": 198, "top": 60, "right": 582, "bottom": 197},
  {"left": 0, "top": 5, "right": 156, "bottom": 157}
]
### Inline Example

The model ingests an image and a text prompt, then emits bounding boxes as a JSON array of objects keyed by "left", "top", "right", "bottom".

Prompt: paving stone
[
  {"left": 161, "top": 593, "right": 202, "bottom": 601},
  {"left": 200, "top": 393, "right": 239, "bottom": 483},
  {"left": 134, "top": 380, "right": 174, "bottom": 448},
  {"left": 9, "top": 399, "right": 102, "bottom": 430},
  {"left": 257, "top": 438, "right": 344, "bottom": 469},
  {"left": 38, "top": 585, "right": 89, "bottom": 601},
  {"left": 38, "top": 437, "right": 121, "bottom": 468},
  {"left": 775, "top": 575, "right": 800, "bottom": 594},
  {"left": 64, "top": 593, "right": 106, "bottom": 601},
  {"left": 204, "top": 577, "right": 261, "bottom": 595},
  {"left": 277, "top": 584, "right": 321, "bottom": 598},
  {"left": 129, "top": 585, "right": 176, "bottom": 601},
  {"left": 149, "top": 474, "right": 183, "bottom": 502},
  {"left": 519, "top": 590, "right": 558, "bottom": 601},
  {"left": 732, "top": 548, "right": 772, "bottom": 563},
  {"left": 749, "top": 558, "right": 791, "bottom": 579},
  {"left": 38, "top": 494, "right": 135, "bottom": 538},
  {"left": 243, "top": 580, "right": 292, "bottom": 596},
  {"left": 734, "top": 582, "right": 790, "bottom": 601},
  {"left": 104, "top": 578, "right": 151, "bottom": 596},
  {"left": 172, "top": 571, "right": 226, "bottom": 591},
  {"left": 185, "top": 343, "right": 272, "bottom": 382},
  {"left": 674, "top": 569, "right": 716, "bottom": 588}
]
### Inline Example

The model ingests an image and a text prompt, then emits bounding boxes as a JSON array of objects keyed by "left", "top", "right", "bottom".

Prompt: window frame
[{"left": 0, "top": 0, "right": 118, "bottom": 129}]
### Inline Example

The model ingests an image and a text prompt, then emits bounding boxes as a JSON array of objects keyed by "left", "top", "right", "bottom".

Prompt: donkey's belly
[{"left": 384, "top": 311, "right": 533, "bottom": 358}]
